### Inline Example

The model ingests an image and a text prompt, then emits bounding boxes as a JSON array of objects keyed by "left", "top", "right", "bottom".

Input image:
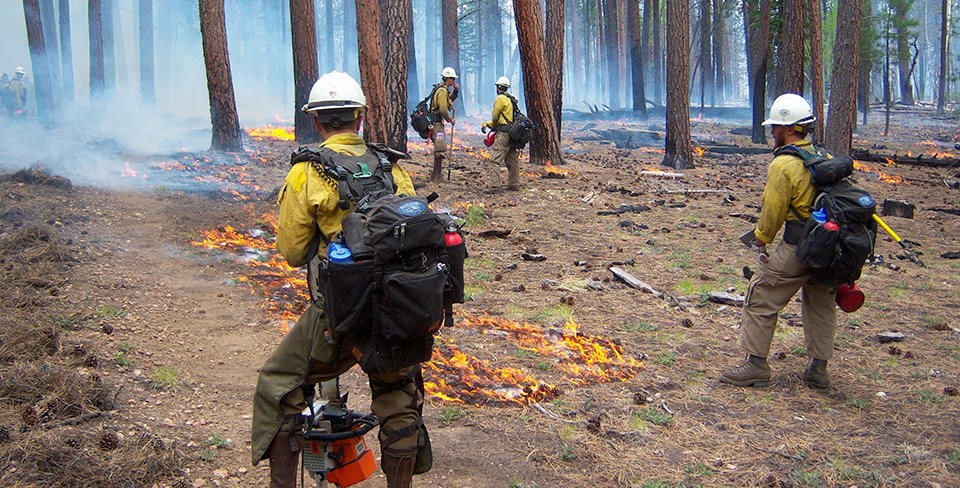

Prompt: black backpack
[
  {"left": 290, "top": 144, "right": 467, "bottom": 375},
  {"left": 505, "top": 95, "right": 535, "bottom": 149},
  {"left": 779, "top": 144, "right": 877, "bottom": 285},
  {"left": 410, "top": 84, "right": 443, "bottom": 140}
]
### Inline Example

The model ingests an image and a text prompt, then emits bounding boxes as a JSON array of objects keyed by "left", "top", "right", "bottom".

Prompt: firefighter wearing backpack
[
  {"left": 252, "top": 71, "right": 426, "bottom": 488},
  {"left": 719, "top": 93, "right": 836, "bottom": 390},
  {"left": 428, "top": 67, "right": 459, "bottom": 180},
  {"left": 480, "top": 76, "right": 521, "bottom": 192}
]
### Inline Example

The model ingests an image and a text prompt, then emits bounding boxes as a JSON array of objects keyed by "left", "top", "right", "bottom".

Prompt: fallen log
[
  {"left": 707, "top": 292, "right": 745, "bottom": 306},
  {"left": 641, "top": 170, "right": 684, "bottom": 178},
  {"left": 850, "top": 149, "right": 960, "bottom": 168}
]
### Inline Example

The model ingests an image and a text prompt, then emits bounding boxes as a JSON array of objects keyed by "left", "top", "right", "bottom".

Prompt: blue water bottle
[
  {"left": 327, "top": 241, "right": 353, "bottom": 264},
  {"left": 812, "top": 208, "right": 827, "bottom": 224}
]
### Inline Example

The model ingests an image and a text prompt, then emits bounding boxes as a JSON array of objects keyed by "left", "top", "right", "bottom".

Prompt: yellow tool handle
[{"left": 872, "top": 214, "right": 902, "bottom": 243}]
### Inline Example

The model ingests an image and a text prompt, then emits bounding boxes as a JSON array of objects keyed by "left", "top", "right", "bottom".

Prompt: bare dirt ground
[{"left": 1, "top": 106, "right": 958, "bottom": 488}]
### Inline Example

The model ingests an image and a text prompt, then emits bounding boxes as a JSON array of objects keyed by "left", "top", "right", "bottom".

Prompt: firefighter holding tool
[
  {"left": 252, "top": 71, "right": 430, "bottom": 488},
  {"left": 720, "top": 94, "right": 837, "bottom": 390}
]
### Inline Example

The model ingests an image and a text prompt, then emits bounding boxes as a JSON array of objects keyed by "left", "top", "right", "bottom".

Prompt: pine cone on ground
[
  {"left": 0, "top": 425, "right": 11, "bottom": 442},
  {"left": 21, "top": 406, "right": 40, "bottom": 426},
  {"left": 99, "top": 431, "right": 121, "bottom": 451}
]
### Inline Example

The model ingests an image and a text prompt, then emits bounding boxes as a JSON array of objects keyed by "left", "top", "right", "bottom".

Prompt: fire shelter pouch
[{"left": 317, "top": 260, "right": 375, "bottom": 334}]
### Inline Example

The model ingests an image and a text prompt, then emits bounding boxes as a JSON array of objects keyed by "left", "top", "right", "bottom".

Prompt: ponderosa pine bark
[
  {"left": 23, "top": 0, "right": 55, "bottom": 126},
  {"left": 355, "top": 0, "right": 388, "bottom": 143},
  {"left": 545, "top": 0, "right": 564, "bottom": 134},
  {"left": 513, "top": 0, "right": 563, "bottom": 166},
  {"left": 628, "top": 0, "right": 646, "bottom": 116},
  {"left": 662, "top": 0, "right": 692, "bottom": 169},
  {"left": 441, "top": 0, "right": 465, "bottom": 115},
  {"left": 778, "top": 0, "right": 804, "bottom": 95},
  {"left": 743, "top": 0, "right": 771, "bottom": 144},
  {"left": 808, "top": 0, "right": 825, "bottom": 141},
  {"left": 199, "top": 0, "right": 243, "bottom": 152},
  {"left": 290, "top": 0, "right": 320, "bottom": 143},
  {"left": 825, "top": 0, "right": 863, "bottom": 155},
  {"left": 381, "top": 0, "right": 410, "bottom": 152},
  {"left": 698, "top": 0, "right": 712, "bottom": 109}
]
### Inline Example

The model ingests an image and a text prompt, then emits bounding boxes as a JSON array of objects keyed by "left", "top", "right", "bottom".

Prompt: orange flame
[
  {"left": 853, "top": 161, "right": 907, "bottom": 184},
  {"left": 544, "top": 161, "right": 569, "bottom": 175},
  {"left": 246, "top": 126, "right": 296, "bottom": 141},
  {"left": 693, "top": 146, "right": 705, "bottom": 157}
]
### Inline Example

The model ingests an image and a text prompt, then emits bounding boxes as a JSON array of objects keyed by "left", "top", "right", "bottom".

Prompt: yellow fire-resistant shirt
[
  {"left": 482, "top": 93, "right": 514, "bottom": 131},
  {"left": 431, "top": 85, "right": 453, "bottom": 123},
  {"left": 754, "top": 139, "right": 818, "bottom": 244},
  {"left": 275, "top": 132, "right": 415, "bottom": 267}
]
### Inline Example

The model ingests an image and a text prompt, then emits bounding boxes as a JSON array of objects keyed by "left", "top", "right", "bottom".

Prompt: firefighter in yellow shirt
[
  {"left": 481, "top": 76, "right": 521, "bottom": 192},
  {"left": 428, "top": 67, "right": 459, "bottom": 180},
  {"left": 252, "top": 71, "right": 426, "bottom": 488},
  {"left": 719, "top": 94, "right": 836, "bottom": 390}
]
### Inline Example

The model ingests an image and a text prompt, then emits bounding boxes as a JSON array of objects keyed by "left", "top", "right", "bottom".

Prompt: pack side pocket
[
  {"left": 441, "top": 241, "right": 466, "bottom": 304},
  {"left": 378, "top": 268, "right": 446, "bottom": 341},
  {"left": 795, "top": 219, "right": 839, "bottom": 269},
  {"left": 318, "top": 260, "right": 375, "bottom": 334}
]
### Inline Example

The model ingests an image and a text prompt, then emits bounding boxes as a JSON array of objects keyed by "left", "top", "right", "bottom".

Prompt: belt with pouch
[{"left": 782, "top": 220, "right": 805, "bottom": 246}]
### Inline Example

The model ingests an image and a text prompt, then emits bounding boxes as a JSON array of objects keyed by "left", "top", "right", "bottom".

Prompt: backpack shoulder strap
[{"left": 428, "top": 83, "right": 444, "bottom": 111}]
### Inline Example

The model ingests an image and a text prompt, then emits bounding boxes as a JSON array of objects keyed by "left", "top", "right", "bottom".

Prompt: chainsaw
[{"left": 300, "top": 383, "right": 379, "bottom": 488}]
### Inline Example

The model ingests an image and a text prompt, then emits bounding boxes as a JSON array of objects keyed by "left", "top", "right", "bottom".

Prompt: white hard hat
[
  {"left": 762, "top": 93, "right": 816, "bottom": 126},
  {"left": 496, "top": 76, "right": 510, "bottom": 88},
  {"left": 441, "top": 67, "right": 458, "bottom": 79},
  {"left": 15, "top": 66, "right": 25, "bottom": 75},
  {"left": 303, "top": 71, "right": 366, "bottom": 113}
]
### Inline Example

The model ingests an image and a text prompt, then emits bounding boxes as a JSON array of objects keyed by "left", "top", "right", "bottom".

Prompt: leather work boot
[
  {"left": 801, "top": 358, "right": 830, "bottom": 389},
  {"left": 267, "top": 427, "right": 301, "bottom": 488},
  {"left": 430, "top": 155, "right": 443, "bottom": 181},
  {"left": 381, "top": 448, "right": 417, "bottom": 488},
  {"left": 719, "top": 355, "right": 771, "bottom": 387}
]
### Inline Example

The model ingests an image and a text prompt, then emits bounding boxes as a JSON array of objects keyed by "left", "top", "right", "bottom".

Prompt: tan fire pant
[
  {"left": 490, "top": 131, "right": 520, "bottom": 188},
  {"left": 251, "top": 302, "right": 424, "bottom": 466},
  {"left": 739, "top": 240, "right": 837, "bottom": 360},
  {"left": 431, "top": 120, "right": 447, "bottom": 161}
]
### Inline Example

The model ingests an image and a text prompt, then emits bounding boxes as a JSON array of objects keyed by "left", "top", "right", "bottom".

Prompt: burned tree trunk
[
  {"left": 743, "top": 0, "right": 771, "bottom": 144},
  {"left": 937, "top": 0, "right": 949, "bottom": 113},
  {"left": 23, "top": 0, "right": 55, "bottom": 126},
  {"left": 545, "top": 0, "right": 564, "bottom": 135},
  {"left": 88, "top": 0, "right": 105, "bottom": 100},
  {"left": 513, "top": 0, "right": 563, "bottom": 166},
  {"left": 808, "top": 0, "right": 825, "bottom": 141},
  {"left": 290, "top": 0, "right": 320, "bottom": 143},
  {"left": 381, "top": 0, "right": 410, "bottom": 152},
  {"left": 825, "top": 0, "right": 863, "bottom": 156},
  {"left": 58, "top": 0, "right": 73, "bottom": 101},
  {"left": 893, "top": 1, "right": 914, "bottom": 105},
  {"left": 355, "top": 0, "right": 388, "bottom": 143},
  {"left": 662, "top": 0, "right": 692, "bottom": 169},
  {"left": 602, "top": 0, "right": 620, "bottom": 108},
  {"left": 199, "top": 0, "right": 243, "bottom": 152},
  {"left": 441, "top": 0, "right": 465, "bottom": 115},
  {"left": 139, "top": 0, "right": 156, "bottom": 106},
  {"left": 628, "top": 0, "right": 646, "bottom": 117},
  {"left": 777, "top": 0, "right": 804, "bottom": 95}
]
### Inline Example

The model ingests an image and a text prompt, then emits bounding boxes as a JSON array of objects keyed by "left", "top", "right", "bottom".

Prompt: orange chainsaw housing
[{"left": 325, "top": 434, "right": 377, "bottom": 487}]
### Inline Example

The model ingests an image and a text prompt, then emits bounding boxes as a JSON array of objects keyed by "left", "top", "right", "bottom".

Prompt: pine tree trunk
[
  {"left": 58, "top": 0, "right": 73, "bottom": 101},
  {"left": 425, "top": 0, "right": 437, "bottom": 92},
  {"left": 102, "top": 0, "right": 115, "bottom": 93},
  {"left": 88, "top": 0, "right": 105, "bottom": 100},
  {"left": 513, "top": 0, "right": 563, "bottom": 166},
  {"left": 628, "top": 0, "right": 646, "bottom": 116},
  {"left": 602, "top": 0, "right": 619, "bottom": 108},
  {"left": 290, "top": 0, "right": 320, "bottom": 143},
  {"left": 825, "top": 0, "right": 863, "bottom": 155},
  {"left": 38, "top": 0, "right": 62, "bottom": 105},
  {"left": 441, "top": 0, "right": 464, "bottom": 115},
  {"left": 743, "top": 0, "right": 771, "bottom": 144},
  {"left": 712, "top": 0, "right": 725, "bottom": 105},
  {"left": 23, "top": 0, "right": 55, "bottom": 125},
  {"left": 406, "top": 0, "right": 419, "bottom": 113},
  {"left": 493, "top": 1, "right": 504, "bottom": 77},
  {"left": 343, "top": 0, "right": 359, "bottom": 78},
  {"left": 857, "top": 0, "right": 873, "bottom": 124},
  {"left": 355, "top": 0, "right": 389, "bottom": 143},
  {"left": 139, "top": 0, "right": 156, "bottom": 106},
  {"left": 652, "top": 0, "right": 662, "bottom": 105},
  {"left": 662, "top": 0, "right": 692, "bottom": 169},
  {"left": 699, "top": 0, "right": 712, "bottom": 109},
  {"left": 808, "top": 0, "right": 825, "bottom": 141},
  {"left": 778, "top": 0, "right": 804, "bottom": 95},
  {"left": 545, "top": 0, "right": 564, "bottom": 134},
  {"left": 641, "top": 0, "right": 652, "bottom": 102},
  {"left": 893, "top": 2, "right": 914, "bottom": 104},
  {"left": 199, "top": 0, "right": 243, "bottom": 152},
  {"left": 937, "top": 0, "right": 950, "bottom": 113},
  {"left": 381, "top": 0, "right": 410, "bottom": 152},
  {"left": 617, "top": 0, "right": 628, "bottom": 104}
]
